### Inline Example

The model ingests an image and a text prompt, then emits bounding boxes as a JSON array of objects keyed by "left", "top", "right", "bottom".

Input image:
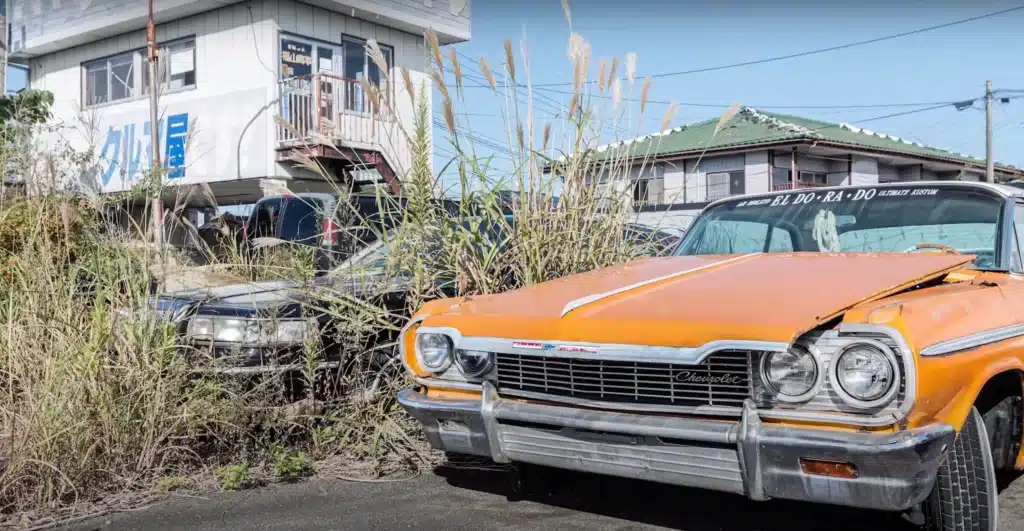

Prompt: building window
[
  {"left": 82, "top": 37, "right": 195, "bottom": 108},
  {"left": 707, "top": 170, "right": 744, "bottom": 201},
  {"left": 799, "top": 171, "right": 827, "bottom": 185},
  {"left": 633, "top": 179, "right": 649, "bottom": 205},
  {"left": 84, "top": 51, "right": 136, "bottom": 105},
  {"left": 143, "top": 39, "right": 196, "bottom": 94}
]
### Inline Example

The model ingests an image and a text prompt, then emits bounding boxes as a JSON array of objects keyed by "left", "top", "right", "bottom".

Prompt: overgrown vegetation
[{"left": 0, "top": 15, "right": 690, "bottom": 527}]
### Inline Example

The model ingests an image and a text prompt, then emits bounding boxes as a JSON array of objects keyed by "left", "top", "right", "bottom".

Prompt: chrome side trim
[
  {"left": 499, "top": 387, "right": 746, "bottom": 418},
  {"left": 414, "top": 327, "right": 789, "bottom": 365},
  {"left": 559, "top": 253, "right": 760, "bottom": 318},
  {"left": 919, "top": 323, "right": 1024, "bottom": 357},
  {"left": 414, "top": 377, "right": 481, "bottom": 392}
]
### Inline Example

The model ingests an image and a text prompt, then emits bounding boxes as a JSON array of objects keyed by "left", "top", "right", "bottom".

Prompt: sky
[{"left": 434, "top": 0, "right": 1024, "bottom": 192}]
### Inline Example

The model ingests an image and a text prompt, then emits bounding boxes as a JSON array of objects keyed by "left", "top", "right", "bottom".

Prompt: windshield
[
  {"left": 279, "top": 197, "right": 324, "bottom": 243},
  {"left": 328, "top": 216, "right": 512, "bottom": 277},
  {"left": 333, "top": 239, "right": 393, "bottom": 274},
  {"left": 674, "top": 185, "right": 1005, "bottom": 269}
]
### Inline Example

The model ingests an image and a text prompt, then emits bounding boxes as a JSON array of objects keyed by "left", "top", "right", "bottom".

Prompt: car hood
[
  {"left": 153, "top": 270, "right": 407, "bottom": 319},
  {"left": 421, "top": 252, "right": 975, "bottom": 347}
]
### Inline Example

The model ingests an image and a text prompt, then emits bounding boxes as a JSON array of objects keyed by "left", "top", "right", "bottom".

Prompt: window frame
[
  {"left": 707, "top": 170, "right": 744, "bottom": 202},
  {"left": 1011, "top": 201, "right": 1024, "bottom": 273},
  {"left": 81, "top": 36, "right": 197, "bottom": 109},
  {"left": 143, "top": 38, "right": 197, "bottom": 96},
  {"left": 798, "top": 170, "right": 828, "bottom": 185}
]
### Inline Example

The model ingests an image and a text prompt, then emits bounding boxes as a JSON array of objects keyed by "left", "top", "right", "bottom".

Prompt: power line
[
  {"left": 529, "top": 6, "right": 1024, "bottom": 87},
  {"left": 465, "top": 80, "right": 969, "bottom": 110},
  {"left": 453, "top": 50, "right": 633, "bottom": 137}
]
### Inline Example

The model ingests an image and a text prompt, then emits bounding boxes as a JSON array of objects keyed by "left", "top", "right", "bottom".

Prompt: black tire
[{"left": 923, "top": 406, "right": 1000, "bottom": 531}]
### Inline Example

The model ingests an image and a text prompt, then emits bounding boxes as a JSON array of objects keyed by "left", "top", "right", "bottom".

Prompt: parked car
[
  {"left": 149, "top": 214, "right": 513, "bottom": 389},
  {"left": 398, "top": 181, "right": 1024, "bottom": 531},
  {"left": 623, "top": 223, "right": 681, "bottom": 256},
  {"left": 240, "top": 192, "right": 412, "bottom": 272}
]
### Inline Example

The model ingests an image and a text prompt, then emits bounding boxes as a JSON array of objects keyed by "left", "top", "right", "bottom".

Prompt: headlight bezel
[
  {"left": 186, "top": 315, "right": 315, "bottom": 347},
  {"left": 829, "top": 338, "right": 900, "bottom": 409},
  {"left": 454, "top": 348, "right": 494, "bottom": 379},
  {"left": 760, "top": 343, "right": 824, "bottom": 403},
  {"left": 415, "top": 332, "right": 454, "bottom": 374}
]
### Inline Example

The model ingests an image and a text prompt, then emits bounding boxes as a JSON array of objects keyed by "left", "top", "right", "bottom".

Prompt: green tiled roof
[{"left": 593, "top": 106, "right": 1021, "bottom": 174}]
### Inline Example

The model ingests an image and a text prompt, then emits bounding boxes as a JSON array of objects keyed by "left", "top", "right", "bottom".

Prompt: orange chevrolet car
[{"left": 399, "top": 181, "right": 1024, "bottom": 531}]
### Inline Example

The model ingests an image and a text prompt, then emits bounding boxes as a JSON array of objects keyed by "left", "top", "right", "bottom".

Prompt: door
[
  {"left": 317, "top": 46, "right": 337, "bottom": 131},
  {"left": 343, "top": 36, "right": 366, "bottom": 112}
]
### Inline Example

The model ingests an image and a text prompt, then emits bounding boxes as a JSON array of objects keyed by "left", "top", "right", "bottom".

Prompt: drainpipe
[
  {"left": 791, "top": 147, "right": 798, "bottom": 190},
  {"left": 847, "top": 154, "right": 853, "bottom": 185}
]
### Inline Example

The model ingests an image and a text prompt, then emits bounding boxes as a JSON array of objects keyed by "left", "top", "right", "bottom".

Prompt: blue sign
[{"left": 99, "top": 112, "right": 190, "bottom": 186}]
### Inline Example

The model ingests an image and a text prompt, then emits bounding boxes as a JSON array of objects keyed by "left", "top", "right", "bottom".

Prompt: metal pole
[
  {"left": 790, "top": 147, "right": 798, "bottom": 190},
  {"left": 986, "top": 80, "right": 994, "bottom": 183},
  {"left": 1, "top": 2, "right": 8, "bottom": 97},
  {"left": 147, "top": 0, "right": 163, "bottom": 243}
]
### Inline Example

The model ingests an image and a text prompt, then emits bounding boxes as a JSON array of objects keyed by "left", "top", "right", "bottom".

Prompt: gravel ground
[{"left": 57, "top": 465, "right": 1024, "bottom": 531}]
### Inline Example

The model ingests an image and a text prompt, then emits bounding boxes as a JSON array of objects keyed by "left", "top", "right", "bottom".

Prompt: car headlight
[
  {"left": 187, "top": 316, "right": 312, "bottom": 346},
  {"left": 762, "top": 345, "right": 820, "bottom": 402},
  {"left": 416, "top": 333, "right": 453, "bottom": 373},
  {"left": 831, "top": 341, "right": 898, "bottom": 408},
  {"left": 454, "top": 349, "right": 493, "bottom": 378}
]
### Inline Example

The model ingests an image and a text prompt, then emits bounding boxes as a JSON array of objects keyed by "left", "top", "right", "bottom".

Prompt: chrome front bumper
[{"left": 398, "top": 383, "right": 955, "bottom": 512}]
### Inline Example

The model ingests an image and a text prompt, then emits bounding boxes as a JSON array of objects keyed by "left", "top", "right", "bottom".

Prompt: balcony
[
  {"left": 772, "top": 181, "right": 827, "bottom": 192},
  {"left": 276, "top": 72, "right": 401, "bottom": 194},
  {"left": 277, "top": 73, "right": 394, "bottom": 147}
]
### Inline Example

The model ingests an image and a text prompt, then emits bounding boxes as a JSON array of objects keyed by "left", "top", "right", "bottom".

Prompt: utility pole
[
  {"left": 147, "top": 0, "right": 163, "bottom": 244},
  {"left": 986, "top": 80, "right": 994, "bottom": 183},
  {"left": 1, "top": 0, "right": 8, "bottom": 97}
]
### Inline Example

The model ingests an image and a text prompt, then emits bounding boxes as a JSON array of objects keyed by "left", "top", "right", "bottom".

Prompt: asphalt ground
[{"left": 60, "top": 464, "right": 1024, "bottom": 531}]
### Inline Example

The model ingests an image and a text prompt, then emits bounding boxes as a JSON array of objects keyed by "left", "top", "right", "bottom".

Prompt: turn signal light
[{"left": 799, "top": 458, "right": 859, "bottom": 479}]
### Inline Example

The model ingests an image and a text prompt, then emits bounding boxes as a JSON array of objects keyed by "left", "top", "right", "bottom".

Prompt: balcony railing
[
  {"left": 277, "top": 73, "right": 393, "bottom": 146},
  {"left": 772, "top": 181, "right": 826, "bottom": 192}
]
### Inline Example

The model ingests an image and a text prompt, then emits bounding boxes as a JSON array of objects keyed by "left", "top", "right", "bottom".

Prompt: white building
[
  {"left": 9, "top": 0, "right": 470, "bottom": 208},
  {"left": 581, "top": 107, "right": 1024, "bottom": 234}
]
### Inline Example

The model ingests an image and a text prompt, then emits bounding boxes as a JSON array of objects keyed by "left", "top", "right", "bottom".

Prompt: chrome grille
[{"left": 494, "top": 351, "right": 752, "bottom": 409}]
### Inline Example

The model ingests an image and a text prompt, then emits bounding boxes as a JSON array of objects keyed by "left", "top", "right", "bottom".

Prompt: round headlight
[
  {"left": 455, "top": 349, "right": 493, "bottom": 378},
  {"left": 833, "top": 341, "right": 897, "bottom": 407},
  {"left": 762, "top": 345, "right": 820, "bottom": 401},
  {"left": 416, "top": 333, "right": 453, "bottom": 373}
]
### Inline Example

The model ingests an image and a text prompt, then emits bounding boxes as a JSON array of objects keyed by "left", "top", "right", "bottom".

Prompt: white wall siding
[
  {"left": 878, "top": 163, "right": 899, "bottom": 182},
  {"left": 850, "top": 156, "right": 879, "bottom": 186},
  {"left": 825, "top": 158, "right": 849, "bottom": 186},
  {"left": 773, "top": 154, "right": 829, "bottom": 173},
  {"left": 33, "top": 2, "right": 280, "bottom": 194},
  {"left": 744, "top": 151, "right": 770, "bottom": 195},
  {"left": 10, "top": 0, "right": 467, "bottom": 58}
]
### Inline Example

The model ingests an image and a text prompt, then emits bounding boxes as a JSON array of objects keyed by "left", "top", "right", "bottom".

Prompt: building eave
[{"left": 557, "top": 137, "right": 1024, "bottom": 180}]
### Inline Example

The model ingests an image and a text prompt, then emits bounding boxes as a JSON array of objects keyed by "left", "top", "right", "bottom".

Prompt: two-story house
[
  {"left": 581, "top": 106, "right": 1024, "bottom": 234},
  {"left": 9, "top": 0, "right": 470, "bottom": 212}
]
